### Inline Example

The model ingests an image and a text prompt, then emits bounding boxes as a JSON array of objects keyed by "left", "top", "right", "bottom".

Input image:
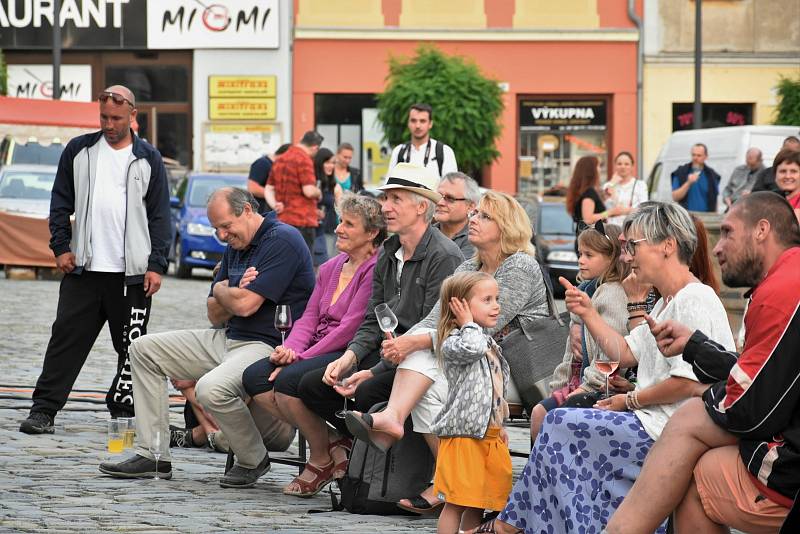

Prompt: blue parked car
[{"left": 169, "top": 173, "right": 247, "bottom": 278}]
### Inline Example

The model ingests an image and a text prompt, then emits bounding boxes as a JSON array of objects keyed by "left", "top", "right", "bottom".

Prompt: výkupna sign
[{"left": 519, "top": 100, "right": 607, "bottom": 131}]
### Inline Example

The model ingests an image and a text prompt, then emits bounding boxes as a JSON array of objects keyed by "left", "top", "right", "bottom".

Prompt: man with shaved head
[
  {"left": 607, "top": 192, "right": 800, "bottom": 533},
  {"left": 20, "top": 85, "right": 172, "bottom": 434}
]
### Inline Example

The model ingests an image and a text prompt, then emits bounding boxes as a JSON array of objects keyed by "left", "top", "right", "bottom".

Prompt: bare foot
[{"left": 364, "top": 410, "right": 405, "bottom": 441}]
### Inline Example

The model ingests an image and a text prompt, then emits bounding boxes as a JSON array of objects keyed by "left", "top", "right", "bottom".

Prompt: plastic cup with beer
[
  {"left": 120, "top": 417, "right": 135, "bottom": 450},
  {"left": 107, "top": 419, "right": 124, "bottom": 454}
]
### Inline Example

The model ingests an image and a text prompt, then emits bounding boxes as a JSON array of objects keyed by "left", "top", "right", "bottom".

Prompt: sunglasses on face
[
  {"left": 98, "top": 91, "right": 134, "bottom": 108},
  {"left": 440, "top": 194, "right": 467, "bottom": 204}
]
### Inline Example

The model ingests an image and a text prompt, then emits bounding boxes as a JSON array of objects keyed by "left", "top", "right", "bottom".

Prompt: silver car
[{"left": 0, "top": 164, "right": 58, "bottom": 219}]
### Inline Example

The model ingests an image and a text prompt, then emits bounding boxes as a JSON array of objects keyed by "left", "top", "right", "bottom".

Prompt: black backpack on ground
[
  {"left": 395, "top": 140, "right": 446, "bottom": 177},
  {"left": 334, "top": 402, "right": 435, "bottom": 515}
]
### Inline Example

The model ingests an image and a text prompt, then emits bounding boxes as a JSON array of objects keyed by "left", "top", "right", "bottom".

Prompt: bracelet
[
  {"left": 627, "top": 390, "right": 643, "bottom": 410},
  {"left": 625, "top": 391, "right": 635, "bottom": 411},
  {"left": 628, "top": 314, "right": 646, "bottom": 321},
  {"left": 626, "top": 302, "right": 647, "bottom": 312}
]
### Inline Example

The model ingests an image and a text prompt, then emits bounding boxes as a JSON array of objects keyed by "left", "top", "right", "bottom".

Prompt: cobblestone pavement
[{"left": 0, "top": 271, "right": 534, "bottom": 534}]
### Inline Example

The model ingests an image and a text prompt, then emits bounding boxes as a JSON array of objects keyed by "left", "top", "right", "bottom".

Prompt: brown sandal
[
  {"left": 282, "top": 460, "right": 336, "bottom": 497},
  {"left": 328, "top": 436, "right": 352, "bottom": 479}
]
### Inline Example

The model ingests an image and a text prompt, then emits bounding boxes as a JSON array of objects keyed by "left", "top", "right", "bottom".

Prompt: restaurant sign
[
  {"left": 147, "top": 0, "right": 279, "bottom": 49},
  {"left": 520, "top": 100, "right": 607, "bottom": 131}
]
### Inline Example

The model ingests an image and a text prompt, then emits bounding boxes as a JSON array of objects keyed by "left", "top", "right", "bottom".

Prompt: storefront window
[
  {"left": 315, "top": 93, "right": 378, "bottom": 172},
  {"left": 105, "top": 66, "right": 189, "bottom": 103},
  {"left": 672, "top": 103, "right": 753, "bottom": 131},
  {"left": 105, "top": 58, "right": 192, "bottom": 166},
  {"left": 518, "top": 99, "right": 608, "bottom": 196}
]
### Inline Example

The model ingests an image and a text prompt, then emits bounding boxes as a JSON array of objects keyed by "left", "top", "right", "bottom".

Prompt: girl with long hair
[
  {"left": 565, "top": 156, "right": 626, "bottom": 250},
  {"left": 313, "top": 148, "right": 343, "bottom": 264},
  {"left": 431, "top": 271, "right": 512, "bottom": 534}
]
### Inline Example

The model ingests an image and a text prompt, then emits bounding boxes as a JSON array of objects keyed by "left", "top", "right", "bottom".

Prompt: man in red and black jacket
[{"left": 608, "top": 192, "right": 800, "bottom": 534}]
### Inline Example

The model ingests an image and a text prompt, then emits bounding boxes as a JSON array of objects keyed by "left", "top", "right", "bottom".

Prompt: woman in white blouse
[
  {"left": 604, "top": 151, "right": 649, "bottom": 226},
  {"left": 482, "top": 201, "right": 735, "bottom": 534}
]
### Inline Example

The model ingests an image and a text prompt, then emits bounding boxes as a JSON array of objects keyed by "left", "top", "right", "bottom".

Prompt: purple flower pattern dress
[{"left": 498, "top": 407, "right": 667, "bottom": 534}]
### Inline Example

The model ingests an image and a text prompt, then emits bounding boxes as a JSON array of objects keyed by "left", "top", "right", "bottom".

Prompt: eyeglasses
[
  {"left": 440, "top": 194, "right": 467, "bottom": 204},
  {"left": 468, "top": 209, "right": 493, "bottom": 222},
  {"left": 98, "top": 91, "right": 134, "bottom": 108},
  {"left": 577, "top": 219, "right": 611, "bottom": 242},
  {"left": 624, "top": 238, "right": 647, "bottom": 256}
]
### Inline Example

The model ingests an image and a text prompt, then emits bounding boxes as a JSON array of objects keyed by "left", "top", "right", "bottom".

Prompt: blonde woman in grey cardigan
[
  {"left": 531, "top": 222, "right": 630, "bottom": 440},
  {"left": 342, "top": 191, "right": 549, "bottom": 514}
]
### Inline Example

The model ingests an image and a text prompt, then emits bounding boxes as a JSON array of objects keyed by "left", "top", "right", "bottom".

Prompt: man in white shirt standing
[
  {"left": 19, "top": 85, "right": 172, "bottom": 434},
  {"left": 388, "top": 103, "right": 458, "bottom": 178}
]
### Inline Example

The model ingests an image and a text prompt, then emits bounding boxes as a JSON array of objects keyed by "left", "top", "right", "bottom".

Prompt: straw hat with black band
[{"left": 378, "top": 163, "right": 442, "bottom": 203}]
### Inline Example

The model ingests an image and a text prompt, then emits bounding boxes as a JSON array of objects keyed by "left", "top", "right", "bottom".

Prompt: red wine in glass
[{"left": 274, "top": 305, "right": 292, "bottom": 346}]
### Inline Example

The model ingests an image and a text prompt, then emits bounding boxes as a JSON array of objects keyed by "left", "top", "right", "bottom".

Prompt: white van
[{"left": 647, "top": 125, "right": 800, "bottom": 212}]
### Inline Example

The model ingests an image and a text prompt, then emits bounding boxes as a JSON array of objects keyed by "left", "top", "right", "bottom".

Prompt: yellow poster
[
  {"left": 209, "top": 98, "right": 276, "bottom": 120},
  {"left": 209, "top": 76, "right": 277, "bottom": 98}
]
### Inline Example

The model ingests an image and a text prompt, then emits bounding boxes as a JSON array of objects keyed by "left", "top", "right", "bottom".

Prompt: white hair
[
  {"left": 441, "top": 172, "right": 481, "bottom": 205},
  {"left": 411, "top": 191, "right": 436, "bottom": 223}
]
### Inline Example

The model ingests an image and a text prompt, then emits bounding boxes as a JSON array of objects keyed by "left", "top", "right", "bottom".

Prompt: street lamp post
[
  {"left": 693, "top": 0, "right": 702, "bottom": 129},
  {"left": 52, "top": 0, "right": 61, "bottom": 100}
]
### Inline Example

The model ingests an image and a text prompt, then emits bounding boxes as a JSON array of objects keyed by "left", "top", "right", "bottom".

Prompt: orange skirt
[{"left": 433, "top": 427, "right": 512, "bottom": 511}]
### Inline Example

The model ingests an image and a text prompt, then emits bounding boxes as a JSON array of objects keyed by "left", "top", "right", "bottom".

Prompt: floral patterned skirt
[{"left": 498, "top": 408, "right": 667, "bottom": 534}]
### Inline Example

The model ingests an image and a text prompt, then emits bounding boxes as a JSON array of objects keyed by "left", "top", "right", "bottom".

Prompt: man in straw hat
[{"left": 294, "top": 162, "right": 464, "bottom": 458}]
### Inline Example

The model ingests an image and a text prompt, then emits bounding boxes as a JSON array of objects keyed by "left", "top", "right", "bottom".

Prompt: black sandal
[
  {"left": 396, "top": 494, "right": 444, "bottom": 515},
  {"left": 344, "top": 411, "right": 401, "bottom": 453}
]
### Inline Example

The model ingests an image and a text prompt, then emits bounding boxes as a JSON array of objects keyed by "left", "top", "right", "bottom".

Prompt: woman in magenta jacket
[{"left": 242, "top": 193, "right": 386, "bottom": 497}]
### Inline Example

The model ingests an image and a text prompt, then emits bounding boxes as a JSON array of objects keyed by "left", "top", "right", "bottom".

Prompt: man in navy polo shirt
[{"left": 100, "top": 187, "right": 315, "bottom": 488}]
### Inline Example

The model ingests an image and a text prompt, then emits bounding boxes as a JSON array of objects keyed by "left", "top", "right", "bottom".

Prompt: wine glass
[
  {"left": 334, "top": 366, "right": 357, "bottom": 419},
  {"left": 149, "top": 430, "right": 162, "bottom": 480},
  {"left": 274, "top": 305, "right": 293, "bottom": 345},
  {"left": 595, "top": 337, "right": 621, "bottom": 399},
  {"left": 374, "top": 303, "right": 398, "bottom": 337}
]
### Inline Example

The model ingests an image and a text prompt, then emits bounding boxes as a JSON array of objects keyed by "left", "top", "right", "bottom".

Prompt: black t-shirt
[
  {"left": 573, "top": 188, "right": 606, "bottom": 223},
  {"left": 248, "top": 156, "right": 273, "bottom": 214}
]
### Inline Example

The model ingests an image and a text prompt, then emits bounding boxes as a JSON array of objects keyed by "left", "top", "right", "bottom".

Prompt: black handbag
[{"left": 501, "top": 271, "right": 569, "bottom": 412}]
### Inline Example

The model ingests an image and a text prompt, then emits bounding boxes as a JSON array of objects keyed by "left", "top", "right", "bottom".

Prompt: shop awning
[{"left": 0, "top": 95, "right": 98, "bottom": 129}]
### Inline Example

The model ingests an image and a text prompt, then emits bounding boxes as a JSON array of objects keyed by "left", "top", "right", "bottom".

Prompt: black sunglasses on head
[
  {"left": 98, "top": 91, "right": 134, "bottom": 108},
  {"left": 577, "top": 219, "right": 611, "bottom": 241}
]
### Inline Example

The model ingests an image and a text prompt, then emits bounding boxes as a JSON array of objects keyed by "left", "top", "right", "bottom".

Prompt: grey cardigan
[
  {"left": 430, "top": 322, "right": 509, "bottom": 439},
  {"left": 549, "top": 281, "right": 629, "bottom": 392}
]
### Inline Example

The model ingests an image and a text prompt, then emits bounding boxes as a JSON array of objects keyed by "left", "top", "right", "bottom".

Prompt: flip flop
[
  {"left": 468, "top": 519, "right": 523, "bottom": 534},
  {"left": 397, "top": 494, "right": 444, "bottom": 515},
  {"left": 344, "top": 411, "right": 401, "bottom": 453}
]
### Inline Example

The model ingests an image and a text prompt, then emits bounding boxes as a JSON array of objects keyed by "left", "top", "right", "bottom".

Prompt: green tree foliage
[
  {"left": 377, "top": 44, "right": 503, "bottom": 177},
  {"left": 774, "top": 75, "right": 800, "bottom": 126},
  {"left": 0, "top": 49, "right": 7, "bottom": 96}
]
